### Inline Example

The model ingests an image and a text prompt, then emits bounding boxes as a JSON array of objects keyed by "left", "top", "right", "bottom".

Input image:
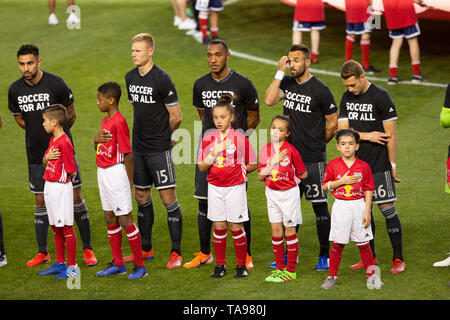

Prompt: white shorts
[
  {"left": 207, "top": 182, "right": 248, "bottom": 223},
  {"left": 265, "top": 186, "right": 302, "bottom": 227},
  {"left": 329, "top": 198, "right": 373, "bottom": 244},
  {"left": 44, "top": 181, "right": 74, "bottom": 227},
  {"left": 97, "top": 163, "right": 132, "bottom": 216}
]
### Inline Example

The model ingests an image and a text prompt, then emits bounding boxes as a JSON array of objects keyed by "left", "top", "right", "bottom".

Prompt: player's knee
[
  {"left": 73, "top": 187, "right": 84, "bottom": 204},
  {"left": 135, "top": 188, "right": 151, "bottom": 204},
  {"left": 35, "top": 194, "right": 45, "bottom": 207}
]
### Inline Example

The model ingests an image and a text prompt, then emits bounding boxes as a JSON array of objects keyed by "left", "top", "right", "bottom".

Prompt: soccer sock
[
  {"left": 213, "top": 228, "right": 227, "bottom": 266},
  {"left": 230, "top": 228, "right": 247, "bottom": 266},
  {"left": 389, "top": 64, "right": 398, "bottom": 78},
  {"left": 125, "top": 223, "right": 144, "bottom": 268},
  {"left": 51, "top": 225, "right": 65, "bottom": 264},
  {"left": 329, "top": 242, "right": 344, "bottom": 278},
  {"left": 198, "top": 199, "right": 212, "bottom": 255},
  {"left": 357, "top": 242, "right": 375, "bottom": 277},
  {"left": 369, "top": 210, "right": 376, "bottom": 258},
  {"left": 412, "top": 61, "right": 421, "bottom": 75},
  {"left": 107, "top": 223, "right": 123, "bottom": 267},
  {"left": 272, "top": 236, "right": 285, "bottom": 271},
  {"left": 166, "top": 200, "right": 182, "bottom": 255},
  {"left": 210, "top": 27, "right": 218, "bottom": 38},
  {"left": 244, "top": 208, "right": 252, "bottom": 256},
  {"left": 0, "top": 211, "right": 4, "bottom": 254},
  {"left": 74, "top": 200, "right": 92, "bottom": 250},
  {"left": 286, "top": 234, "right": 299, "bottom": 273},
  {"left": 62, "top": 225, "right": 77, "bottom": 266},
  {"left": 312, "top": 202, "right": 331, "bottom": 257},
  {"left": 311, "top": 51, "right": 319, "bottom": 63},
  {"left": 198, "top": 11, "right": 209, "bottom": 38},
  {"left": 360, "top": 39, "right": 371, "bottom": 69},
  {"left": 380, "top": 205, "right": 403, "bottom": 261},
  {"left": 345, "top": 35, "right": 355, "bottom": 61},
  {"left": 35, "top": 206, "right": 49, "bottom": 254},
  {"left": 137, "top": 199, "right": 154, "bottom": 252}
]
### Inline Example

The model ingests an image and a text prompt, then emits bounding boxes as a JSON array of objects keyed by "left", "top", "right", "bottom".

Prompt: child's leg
[
  {"left": 105, "top": 211, "right": 124, "bottom": 267},
  {"left": 292, "top": 30, "right": 302, "bottom": 45},
  {"left": 210, "top": 10, "right": 219, "bottom": 38},
  {"left": 357, "top": 241, "right": 375, "bottom": 277},
  {"left": 271, "top": 222, "right": 285, "bottom": 271},
  {"left": 360, "top": 33, "right": 371, "bottom": 69},
  {"left": 62, "top": 225, "right": 77, "bottom": 266},
  {"left": 310, "top": 30, "right": 320, "bottom": 63},
  {"left": 51, "top": 225, "right": 66, "bottom": 264},
  {"left": 230, "top": 222, "right": 247, "bottom": 266},
  {"left": 198, "top": 10, "right": 209, "bottom": 39},
  {"left": 284, "top": 227, "right": 298, "bottom": 273},
  {"left": 389, "top": 37, "right": 403, "bottom": 77},
  {"left": 329, "top": 242, "right": 344, "bottom": 278},
  {"left": 407, "top": 37, "right": 421, "bottom": 75},
  {"left": 345, "top": 34, "right": 355, "bottom": 61},
  {"left": 120, "top": 213, "right": 145, "bottom": 268},
  {"left": 213, "top": 221, "right": 227, "bottom": 266}
]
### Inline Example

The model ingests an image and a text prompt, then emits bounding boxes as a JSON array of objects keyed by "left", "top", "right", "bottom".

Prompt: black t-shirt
[
  {"left": 279, "top": 75, "right": 337, "bottom": 163},
  {"left": 125, "top": 64, "right": 179, "bottom": 154},
  {"left": 338, "top": 83, "right": 397, "bottom": 173},
  {"left": 444, "top": 83, "right": 450, "bottom": 108},
  {"left": 193, "top": 70, "right": 259, "bottom": 134},
  {"left": 8, "top": 71, "right": 74, "bottom": 164}
]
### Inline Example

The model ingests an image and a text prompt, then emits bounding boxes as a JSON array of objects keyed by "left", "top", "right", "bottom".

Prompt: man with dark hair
[
  {"left": 8, "top": 44, "right": 97, "bottom": 267},
  {"left": 338, "top": 59, "right": 405, "bottom": 274},
  {"left": 265, "top": 44, "right": 338, "bottom": 270}
]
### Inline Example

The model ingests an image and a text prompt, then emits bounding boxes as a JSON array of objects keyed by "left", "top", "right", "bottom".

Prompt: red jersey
[
  {"left": 96, "top": 112, "right": 132, "bottom": 168},
  {"left": 294, "top": 0, "right": 325, "bottom": 22},
  {"left": 198, "top": 128, "right": 256, "bottom": 187},
  {"left": 43, "top": 133, "right": 77, "bottom": 183},
  {"left": 258, "top": 141, "right": 306, "bottom": 190},
  {"left": 447, "top": 155, "right": 449, "bottom": 183},
  {"left": 322, "top": 157, "right": 374, "bottom": 200},
  {"left": 382, "top": 0, "right": 418, "bottom": 30},
  {"left": 345, "top": 0, "right": 370, "bottom": 23}
]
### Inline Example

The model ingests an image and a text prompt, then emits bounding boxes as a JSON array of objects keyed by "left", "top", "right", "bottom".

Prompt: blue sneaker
[
  {"left": 37, "top": 263, "right": 66, "bottom": 275},
  {"left": 269, "top": 254, "right": 287, "bottom": 268},
  {"left": 54, "top": 265, "right": 80, "bottom": 279},
  {"left": 127, "top": 265, "right": 148, "bottom": 280},
  {"left": 315, "top": 255, "right": 329, "bottom": 271},
  {"left": 96, "top": 262, "right": 126, "bottom": 277}
]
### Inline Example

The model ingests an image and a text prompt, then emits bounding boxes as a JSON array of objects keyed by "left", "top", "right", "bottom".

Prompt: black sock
[
  {"left": 137, "top": 199, "right": 154, "bottom": 252},
  {"left": 0, "top": 211, "right": 4, "bottom": 254},
  {"left": 244, "top": 208, "right": 251, "bottom": 256},
  {"left": 198, "top": 199, "right": 212, "bottom": 255},
  {"left": 166, "top": 200, "right": 182, "bottom": 255},
  {"left": 35, "top": 206, "right": 49, "bottom": 254},
  {"left": 312, "top": 202, "right": 331, "bottom": 257},
  {"left": 381, "top": 205, "right": 403, "bottom": 261},
  {"left": 74, "top": 200, "right": 92, "bottom": 250},
  {"left": 369, "top": 210, "right": 376, "bottom": 258}
]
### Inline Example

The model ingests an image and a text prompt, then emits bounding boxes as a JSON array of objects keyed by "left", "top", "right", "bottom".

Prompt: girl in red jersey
[
  {"left": 258, "top": 115, "right": 307, "bottom": 282},
  {"left": 198, "top": 93, "right": 257, "bottom": 279},
  {"left": 320, "top": 129, "right": 383, "bottom": 289}
]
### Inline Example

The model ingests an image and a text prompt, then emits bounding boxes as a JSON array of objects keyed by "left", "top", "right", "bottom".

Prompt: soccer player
[
  {"left": 382, "top": 0, "right": 427, "bottom": 84},
  {"left": 197, "top": 94, "right": 257, "bottom": 279},
  {"left": 124, "top": 33, "right": 184, "bottom": 268},
  {"left": 338, "top": 60, "right": 405, "bottom": 274},
  {"left": 48, "top": 0, "right": 79, "bottom": 26},
  {"left": 259, "top": 115, "right": 307, "bottom": 282},
  {"left": 8, "top": 44, "right": 97, "bottom": 267},
  {"left": 292, "top": 0, "right": 326, "bottom": 64},
  {"left": 184, "top": 38, "right": 260, "bottom": 269},
  {"left": 344, "top": 0, "right": 380, "bottom": 74},
  {"left": 93, "top": 82, "right": 147, "bottom": 279},
  {"left": 196, "top": 0, "right": 224, "bottom": 44},
  {"left": 37, "top": 105, "right": 79, "bottom": 279},
  {"left": 320, "top": 129, "right": 383, "bottom": 290},
  {"left": 265, "top": 44, "right": 338, "bottom": 271}
]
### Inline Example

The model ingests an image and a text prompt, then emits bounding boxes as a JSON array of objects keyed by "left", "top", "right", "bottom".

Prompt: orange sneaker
[
  {"left": 166, "top": 251, "right": 182, "bottom": 269},
  {"left": 183, "top": 252, "right": 213, "bottom": 268},
  {"left": 246, "top": 253, "right": 254, "bottom": 269},
  {"left": 84, "top": 249, "right": 98, "bottom": 266},
  {"left": 123, "top": 249, "right": 154, "bottom": 262},
  {"left": 390, "top": 258, "right": 406, "bottom": 274},
  {"left": 26, "top": 253, "right": 50, "bottom": 267},
  {"left": 350, "top": 256, "right": 378, "bottom": 270}
]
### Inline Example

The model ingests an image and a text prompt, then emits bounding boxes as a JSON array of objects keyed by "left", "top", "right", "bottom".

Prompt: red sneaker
[
  {"left": 350, "top": 256, "right": 378, "bottom": 270},
  {"left": 124, "top": 249, "right": 154, "bottom": 262},
  {"left": 84, "top": 249, "right": 98, "bottom": 266},
  {"left": 166, "top": 251, "right": 182, "bottom": 269},
  {"left": 26, "top": 253, "right": 50, "bottom": 267},
  {"left": 390, "top": 258, "right": 406, "bottom": 274}
]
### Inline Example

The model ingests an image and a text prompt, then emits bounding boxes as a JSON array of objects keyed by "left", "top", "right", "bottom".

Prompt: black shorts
[
  {"left": 299, "top": 162, "right": 328, "bottom": 203},
  {"left": 372, "top": 170, "right": 397, "bottom": 204},
  {"left": 133, "top": 150, "right": 177, "bottom": 190},
  {"left": 28, "top": 154, "right": 82, "bottom": 194},
  {"left": 194, "top": 164, "right": 208, "bottom": 200}
]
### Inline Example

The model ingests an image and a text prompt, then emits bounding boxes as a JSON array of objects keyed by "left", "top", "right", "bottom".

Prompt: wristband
[
  {"left": 327, "top": 181, "right": 333, "bottom": 191},
  {"left": 390, "top": 162, "right": 396, "bottom": 169},
  {"left": 274, "top": 70, "right": 285, "bottom": 81}
]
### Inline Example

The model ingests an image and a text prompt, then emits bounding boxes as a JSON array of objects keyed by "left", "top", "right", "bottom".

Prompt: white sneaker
[
  {"left": 66, "top": 12, "right": 80, "bottom": 25},
  {"left": 0, "top": 254, "right": 7, "bottom": 267},
  {"left": 367, "top": 274, "right": 384, "bottom": 289},
  {"left": 178, "top": 18, "right": 196, "bottom": 30},
  {"left": 433, "top": 254, "right": 450, "bottom": 267},
  {"left": 48, "top": 13, "right": 59, "bottom": 25},
  {"left": 173, "top": 16, "right": 181, "bottom": 26}
]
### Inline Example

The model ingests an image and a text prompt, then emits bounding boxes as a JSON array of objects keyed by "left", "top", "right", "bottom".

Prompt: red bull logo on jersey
[
  {"left": 46, "top": 161, "right": 56, "bottom": 173},
  {"left": 96, "top": 144, "right": 112, "bottom": 158}
]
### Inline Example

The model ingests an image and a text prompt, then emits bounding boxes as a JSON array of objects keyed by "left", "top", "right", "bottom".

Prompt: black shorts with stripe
[{"left": 133, "top": 150, "right": 177, "bottom": 190}]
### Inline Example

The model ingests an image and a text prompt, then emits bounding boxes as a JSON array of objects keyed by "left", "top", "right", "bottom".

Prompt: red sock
[
  {"left": 272, "top": 236, "right": 285, "bottom": 271},
  {"left": 360, "top": 39, "right": 371, "bottom": 69},
  {"left": 213, "top": 228, "right": 227, "bottom": 266},
  {"left": 125, "top": 223, "right": 144, "bottom": 268},
  {"left": 285, "top": 234, "right": 298, "bottom": 273},
  {"left": 357, "top": 242, "right": 375, "bottom": 277},
  {"left": 311, "top": 51, "right": 319, "bottom": 63},
  {"left": 62, "top": 225, "right": 77, "bottom": 266},
  {"left": 210, "top": 27, "right": 218, "bottom": 37},
  {"left": 107, "top": 223, "right": 124, "bottom": 267},
  {"left": 231, "top": 228, "right": 247, "bottom": 266},
  {"left": 412, "top": 61, "right": 421, "bottom": 75},
  {"left": 51, "top": 226, "right": 66, "bottom": 264},
  {"left": 389, "top": 64, "right": 398, "bottom": 78},
  {"left": 345, "top": 35, "right": 355, "bottom": 61},
  {"left": 329, "top": 242, "right": 344, "bottom": 278}
]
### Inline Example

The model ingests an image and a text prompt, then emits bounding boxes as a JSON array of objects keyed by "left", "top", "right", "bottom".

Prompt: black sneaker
[
  {"left": 202, "top": 37, "right": 211, "bottom": 45},
  {"left": 234, "top": 265, "right": 248, "bottom": 278},
  {"left": 411, "top": 74, "right": 425, "bottom": 83},
  {"left": 363, "top": 65, "right": 381, "bottom": 75},
  {"left": 387, "top": 77, "right": 401, "bottom": 85},
  {"left": 210, "top": 265, "right": 226, "bottom": 278}
]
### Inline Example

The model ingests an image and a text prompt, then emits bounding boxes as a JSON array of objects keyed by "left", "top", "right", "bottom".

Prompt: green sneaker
[
  {"left": 265, "top": 269, "right": 285, "bottom": 282},
  {"left": 280, "top": 269, "right": 297, "bottom": 281}
]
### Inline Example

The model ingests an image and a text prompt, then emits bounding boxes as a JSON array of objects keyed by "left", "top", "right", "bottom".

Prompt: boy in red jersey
[
  {"left": 38, "top": 104, "right": 78, "bottom": 279},
  {"left": 198, "top": 94, "right": 257, "bottom": 279},
  {"left": 93, "top": 82, "right": 147, "bottom": 280},
  {"left": 259, "top": 115, "right": 307, "bottom": 282},
  {"left": 320, "top": 129, "right": 383, "bottom": 289}
]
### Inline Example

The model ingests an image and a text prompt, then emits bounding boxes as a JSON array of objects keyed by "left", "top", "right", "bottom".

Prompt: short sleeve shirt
[
  {"left": 294, "top": 0, "right": 325, "bottom": 22},
  {"left": 345, "top": 0, "right": 370, "bottom": 23},
  {"left": 382, "top": 0, "right": 418, "bottom": 30},
  {"left": 43, "top": 133, "right": 76, "bottom": 183}
]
